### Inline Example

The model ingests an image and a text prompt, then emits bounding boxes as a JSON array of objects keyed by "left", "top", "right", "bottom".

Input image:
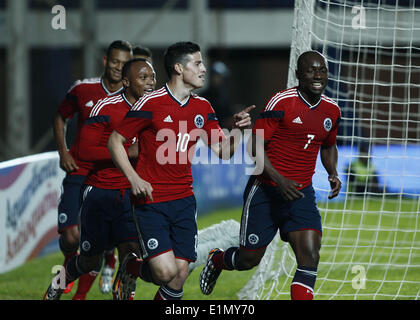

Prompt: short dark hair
[
  {"left": 122, "top": 58, "right": 147, "bottom": 80},
  {"left": 296, "top": 50, "right": 327, "bottom": 72},
  {"left": 163, "top": 41, "right": 201, "bottom": 78},
  {"left": 133, "top": 45, "right": 152, "bottom": 58},
  {"left": 106, "top": 40, "right": 133, "bottom": 58}
]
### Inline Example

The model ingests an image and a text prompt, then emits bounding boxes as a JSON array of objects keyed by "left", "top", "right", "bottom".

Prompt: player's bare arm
[
  {"left": 320, "top": 143, "right": 341, "bottom": 199},
  {"left": 248, "top": 133, "right": 304, "bottom": 201},
  {"left": 210, "top": 105, "right": 255, "bottom": 159},
  {"left": 127, "top": 141, "right": 139, "bottom": 159},
  {"left": 107, "top": 130, "right": 153, "bottom": 201},
  {"left": 53, "top": 111, "right": 79, "bottom": 173}
]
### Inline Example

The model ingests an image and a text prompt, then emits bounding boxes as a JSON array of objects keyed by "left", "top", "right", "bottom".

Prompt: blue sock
[
  {"left": 156, "top": 285, "right": 183, "bottom": 300},
  {"left": 65, "top": 255, "right": 87, "bottom": 284},
  {"left": 222, "top": 247, "right": 239, "bottom": 270},
  {"left": 291, "top": 265, "right": 317, "bottom": 291}
]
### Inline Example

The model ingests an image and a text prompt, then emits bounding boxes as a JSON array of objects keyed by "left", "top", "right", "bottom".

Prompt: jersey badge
[
  {"left": 194, "top": 114, "right": 204, "bottom": 128},
  {"left": 324, "top": 118, "right": 332, "bottom": 131}
]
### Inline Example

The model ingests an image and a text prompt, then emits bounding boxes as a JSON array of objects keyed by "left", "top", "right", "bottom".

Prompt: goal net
[{"left": 238, "top": 0, "right": 420, "bottom": 300}]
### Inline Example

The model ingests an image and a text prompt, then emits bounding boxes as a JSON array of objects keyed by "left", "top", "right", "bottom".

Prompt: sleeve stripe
[
  {"left": 258, "top": 110, "right": 284, "bottom": 119},
  {"left": 125, "top": 110, "right": 153, "bottom": 119},
  {"left": 266, "top": 93, "right": 298, "bottom": 111},
  {"left": 132, "top": 88, "right": 166, "bottom": 111},
  {"left": 265, "top": 88, "right": 297, "bottom": 111},
  {"left": 90, "top": 96, "right": 123, "bottom": 117},
  {"left": 85, "top": 115, "right": 110, "bottom": 125}
]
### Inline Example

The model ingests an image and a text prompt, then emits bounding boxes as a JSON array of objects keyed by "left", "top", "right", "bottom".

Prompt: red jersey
[
  {"left": 58, "top": 77, "right": 124, "bottom": 176},
  {"left": 115, "top": 85, "right": 225, "bottom": 204},
  {"left": 253, "top": 87, "right": 341, "bottom": 189},
  {"left": 77, "top": 93, "right": 135, "bottom": 189}
]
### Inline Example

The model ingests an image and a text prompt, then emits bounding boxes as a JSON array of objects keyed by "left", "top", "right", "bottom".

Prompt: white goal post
[{"left": 239, "top": 0, "right": 420, "bottom": 300}]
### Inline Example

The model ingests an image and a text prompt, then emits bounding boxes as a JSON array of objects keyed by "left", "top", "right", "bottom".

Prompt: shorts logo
[
  {"left": 147, "top": 238, "right": 159, "bottom": 250},
  {"left": 248, "top": 234, "right": 259, "bottom": 245},
  {"left": 194, "top": 114, "right": 204, "bottom": 128},
  {"left": 81, "top": 241, "right": 91, "bottom": 252},
  {"left": 324, "top": 118, "right": 332, "bottom": 132},
  {"left": 58, "top": 213, "right": 67, "bottom": 224}
]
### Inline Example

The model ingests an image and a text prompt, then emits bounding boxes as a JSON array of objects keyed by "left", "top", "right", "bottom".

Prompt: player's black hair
[
  {"left": 133, "top": 45, "right": 152, "bottom": 58},
  {"left": 163, "top": 41, "right": 201, "bottom": 78},
  {"left": 122, "top": 58, "right": 147, "bottom": 80},
  {"left": 296, "top": 50, "right": 328, "bottom": 72},
  {"left": 106, "top": 40, "right": 133, "bottom": 58}
]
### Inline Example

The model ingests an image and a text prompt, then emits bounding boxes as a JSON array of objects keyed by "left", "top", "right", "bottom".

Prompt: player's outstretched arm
[
  {"left": 107, "top": 130, "right": 153, "bottom": 201},
  {"left": 320, "top": 143, "right": 341, "bottom": 199},
  {"left": 53, "top": 111, "right": 79, "bottom": 173},
  {"left": 210, "top": 105, "right": 255, "bottom": 160},
  {"left": 247, "top": 133, "right": 304, "bottom": 201}
]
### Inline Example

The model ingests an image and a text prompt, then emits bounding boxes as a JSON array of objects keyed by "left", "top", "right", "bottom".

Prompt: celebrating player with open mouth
[
  {"left": 107, "top": 41, "right": 255, "bottom": 300},
  {"left": 200, "top": 50, "right": 342, "bottom": 300}
]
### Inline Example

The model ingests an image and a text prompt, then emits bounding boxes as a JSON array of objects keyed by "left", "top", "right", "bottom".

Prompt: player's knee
[
  {"left": 152, "top": 264, "right": 178, "bottom": 285},
  {"left": 62, "top": 227, "right": 79, "bottom": 248},
  {"left": 175, "top": 264, "right": 189, "bottom": 283}
]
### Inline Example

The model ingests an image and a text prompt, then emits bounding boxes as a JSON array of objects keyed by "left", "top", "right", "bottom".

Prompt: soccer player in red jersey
[
  {"left": 107, "top": 41, "right": 254, "bottom": 300},
  {"left": 43, "top": 58, "right": 155, "bottom": 300},
  {"left": 200, "top": 50, "right": 342, "bottom": 300},
  {"left": 51, "top": 40, "right": 133, "bottom": 299}
]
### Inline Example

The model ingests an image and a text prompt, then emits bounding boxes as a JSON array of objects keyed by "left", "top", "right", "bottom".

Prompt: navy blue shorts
[
  {"left": 133, "top": 195, "right": 197, "bottom": 262},
  {"left": 57, "top": 174, "right": 86, "bottom": 233},
  {"left": 79, "top": 186, "right": 139, "bottom": 256},
  {"left": 240, "top": 176, "right": 322, "bottom": 249}
]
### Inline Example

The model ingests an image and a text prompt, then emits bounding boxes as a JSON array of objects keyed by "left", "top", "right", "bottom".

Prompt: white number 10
[
  {"left": 304, "top": 134, "right": 315, "bottom": 149},
  {"left": 176, "top": 133, "right": 190, "bottom": 152}
]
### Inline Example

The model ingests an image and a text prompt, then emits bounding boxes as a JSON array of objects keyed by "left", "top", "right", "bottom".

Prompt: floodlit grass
[
  {"left": 0, "top": 207, "right": 254, "bottom": 300},
  {"left": 261, "top": 196, "right": 420, "bottom": 300},
  {"left": 1, "top": 197, "right": 418, "bottom": 300}
]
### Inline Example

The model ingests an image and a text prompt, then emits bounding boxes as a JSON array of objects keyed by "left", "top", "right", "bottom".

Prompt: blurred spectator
[
  {"left": 201, "top": 61, "right": 237, "bottom": 129},
  {"left": 345, "top": 143, "right": 383, "bottom": 195}
]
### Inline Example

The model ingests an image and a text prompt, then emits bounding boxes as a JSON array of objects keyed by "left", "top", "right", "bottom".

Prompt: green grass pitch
[{"left": 0, "top": 197, "right": 418, "bottom": 300}]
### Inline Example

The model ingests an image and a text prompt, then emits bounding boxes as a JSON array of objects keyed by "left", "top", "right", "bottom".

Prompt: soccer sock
[
  {"left": 223, "top": 247, "right": 239, "bottom": 270},
  {"left": 125, "top": 257, "right": 142, "bottom": 278},
  {"left": 104, "top": 249, "right": 116, "bottom": 269},
  {"left": 212, "top": 247, "right": 239, "bottom": 270},
  {"left": 75, "top": 257, "right": 101, "bottom": 296},
  {"left": 65, "top": 255, "right": 88, "bottom": 285},
  {"left": 73, "top": 271, "right": 98, "bottom": 299},
  {"left": 290, "top": 265, "right": 317, "bottom": 300},
  {"left": 154, "top": 285, "right": 183, "bottom": 300}
]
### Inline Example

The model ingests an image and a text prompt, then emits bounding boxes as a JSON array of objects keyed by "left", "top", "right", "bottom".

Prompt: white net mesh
[{"left": 239, "top": 0, "right": 420, "bottom": 300}]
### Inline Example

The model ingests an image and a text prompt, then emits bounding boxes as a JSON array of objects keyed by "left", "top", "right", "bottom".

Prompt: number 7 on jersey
[{"left": 304, "top": 134, "right": 315, "bottom": 149}]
